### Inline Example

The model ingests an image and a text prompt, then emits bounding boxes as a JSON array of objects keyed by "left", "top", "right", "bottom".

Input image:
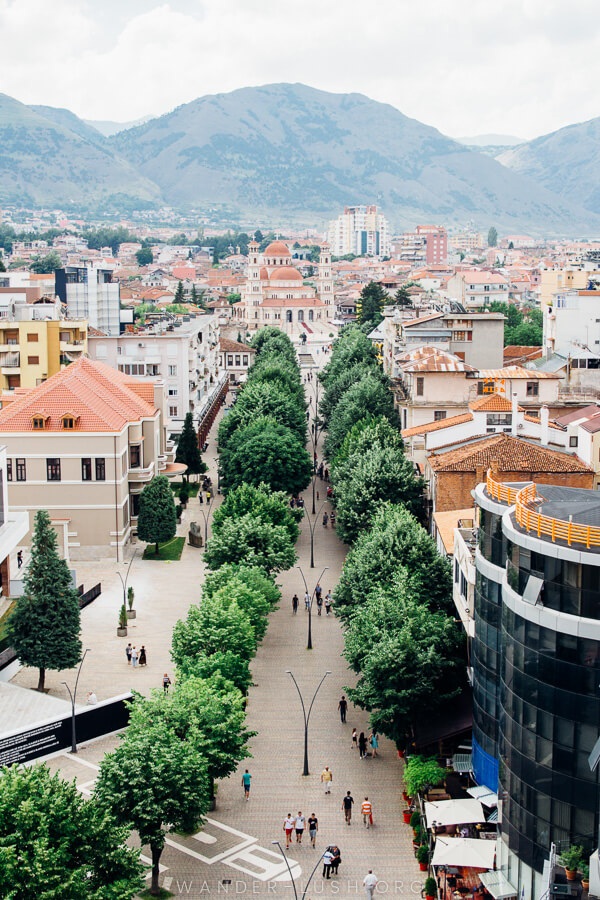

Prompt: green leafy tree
[
  {"left": 488, "top": 226, "right": 498, "bottom": 247},
  {"left": 250, "top": 327, "right": 296, "bottom": 364},
  {"left": 212, "top": 482, "right": 301, "bottom": 543},
  {"left": 248, "top": 356, "right": 305, "bottom": 406},
  {"left": 137, "top": 475, "right": 177, "bottom": 555},
  {"left": 333, "top": 446, "right": 425, "bottom": 543},
  {"left": 208, "top": 578, "right": 271, "bottom": 643},
  {"left": 135, "top": 247, "right": 153, "bottom": 266},
  {"left": 0, "top": 765, "right": 143, "bottom": 900},
  {"left": 95, "top": 720, "right": 210, "bottom": 897},
  {"left": 319, "top": 362, "right": 386, "bottom": 426},
  {"left": 324, "top": 375, "right": 399, "bottom": 460},
  {"left": 182, "top": 650, "right": 252, "bottom": 694},
  {"left": 227, "top": 292, "right": 241, "bottom": 305},
  {"left": 320, "top": 326, "right": 378, "bottom": 388},
  {"left": 254, "top": 229, "right": 264, "bottom": 243},
  {"left": 7, "top": 510, "right": 81, "bottom": 692},
  {"left": 0, "top": 257, "right": 6, "bottom": 273},
  {"left": 219, "top": 416, "right": 312, "bottom": 495},
  {"left": 218, "top": 382, "right": 306, "bottom": 450},
  {"left": 344, "top": 574, "right": 464, "bottom": 748},
  {"left": 176, "top": 412, "right": 206, "bottom": 479},
  {"left": 334, "top": 502, "right": 452, "bottom": 617},
  {"left": 404, "top": 756, "right": 446, "bottom": 797},
  {"left": 333, "top": 415, "right": 404, "bottom": 468},
  {"left": 203, "top": 562, "right": 281, "bottom": 609},
  {"left": 358, "top": 281, "right": 387, "bottom": 328},
  {"left": 174, "top": 280, "right": 185, "bottom": 304},
  {"left": 128, "top": 674, "right": 253, "bottom": 802},
  {"left": 171, "top": 596, "right": 256, "bottom": 670},
  {"left": 29, "top": 250, "right": 62, "bottom": 274},
  {"left": 205, "top": 512, "right": 297, "bottom": 574}
]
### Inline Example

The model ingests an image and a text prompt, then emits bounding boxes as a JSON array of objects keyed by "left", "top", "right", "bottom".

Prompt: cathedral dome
[
  {"left": 270, "top": 266, "right": 302, "bottom": 281},
  {"left": 263, "top": 241, "right": 291, "bottom": 257}
]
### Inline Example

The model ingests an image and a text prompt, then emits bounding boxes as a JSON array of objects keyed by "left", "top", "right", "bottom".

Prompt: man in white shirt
[
  {"left": 294, "top": 811, "right": 305, "bottom": 843},
  {"left": 364, "top": 870, "right": 378, "bottom": 900}
]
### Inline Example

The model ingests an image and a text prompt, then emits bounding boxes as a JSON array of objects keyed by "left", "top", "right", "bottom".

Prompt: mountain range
[{"left": 0, "top": 84, "right": 599, "bottom": 233}]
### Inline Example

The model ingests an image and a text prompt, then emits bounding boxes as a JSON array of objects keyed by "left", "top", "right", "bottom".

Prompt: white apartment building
[
  {"left": 56, "top": 265, "right": 121, "bottom": 336},
  {"left": 328, "top": 206, "right": 390, "bottom": 258},
  {"left": 544, "top": 288, "right": 600, "bottom": 358},
  {"left": 446, "top": 271, "right": 509, "bottom": 308},
  {"left": 88, "top": 313, "right": 221, "bottom": 435}
]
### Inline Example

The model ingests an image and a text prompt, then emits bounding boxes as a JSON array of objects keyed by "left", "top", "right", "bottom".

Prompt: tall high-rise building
[
  {"left": 463, "top": 472, "right": 600, "bottom": 900},
  {"left": 55, "top": 265, "right": 121, "bottom": 336},
  {"left": 328, "top": 206, "right": 390, "bottom": 258}
]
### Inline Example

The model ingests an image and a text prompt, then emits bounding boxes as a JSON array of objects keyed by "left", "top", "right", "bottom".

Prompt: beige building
[
  {"left": 538, "top": 267, "right": 600, "bottom": 308},
  {"left": 0, "top": 357, "right": 180, "bottom": 562}
]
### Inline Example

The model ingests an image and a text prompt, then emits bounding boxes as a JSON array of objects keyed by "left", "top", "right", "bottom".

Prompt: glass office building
[{"left": 470, "top": 477, "right": 600, "bottom": 900}]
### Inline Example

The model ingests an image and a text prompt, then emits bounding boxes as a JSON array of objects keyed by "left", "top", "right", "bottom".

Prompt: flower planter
[
  {"left": 582, "top": 881, "right": 589, "bottom": 892},
  {"left": 117, "top": 626, "right": 128, "bottom": 637},
  {"left": 565, "top": 870, "right": 578, "bottom": 882},
  {"left": 126, "top": 610, "right": 136, "bottom": 620},
  {"left": 398, "top": 749, "right": 405, "bottom": 758},
  {"left": 403, "top": 809, "right": 412, "bottom": 824},
  {"left": 426, "top": 894, "right": 435, "bottom": 900},
  {"left": 419, "top": 862, "right": 428, "bottom": 872},
  {"left": 403, "top": 791, "right": 410, "bottom": 802}
]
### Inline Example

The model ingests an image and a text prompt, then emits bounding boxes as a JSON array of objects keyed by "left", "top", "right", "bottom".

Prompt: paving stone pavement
[{"left": 38, "top": 360, "right": 423, "bottom": 899}]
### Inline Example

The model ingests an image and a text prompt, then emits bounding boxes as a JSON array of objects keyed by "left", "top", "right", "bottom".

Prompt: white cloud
[{"left": 0, "top": 0, "right": 600, "bottom": 138}]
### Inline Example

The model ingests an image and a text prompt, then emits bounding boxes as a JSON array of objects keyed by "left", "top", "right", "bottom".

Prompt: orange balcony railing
[{"left": 485, "top": 471, "right": 520, "bottom": 505}]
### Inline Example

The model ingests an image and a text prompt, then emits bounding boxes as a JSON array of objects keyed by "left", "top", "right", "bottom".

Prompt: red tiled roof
[
  {"left": 219, "top": 338, "right": 256, "bottom": 353},
  {"left": 469, "top": 394, "right": 513, "bottom": 412},
  {"left": 398, "top": 346, "right": 476, "bottom": 373},
  {"left": 427, "top": 432, "right": 591, "bottom": 472},
  {"left": 0, "top": 357, "right": 157, "bottom": 433},
  {"left": 402, "top": 412, "right": 473, "bottom": 437},
  {"left": 475, "top": 365, "right": 560, "bottom": 380}
]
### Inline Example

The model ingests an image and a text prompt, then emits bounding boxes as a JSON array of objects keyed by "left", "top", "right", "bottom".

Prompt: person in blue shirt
[{"left": 242, "top": 769, "right": 252, "bottom": 800}]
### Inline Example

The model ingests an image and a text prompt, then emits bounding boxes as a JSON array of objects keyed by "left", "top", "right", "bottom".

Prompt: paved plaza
[{"left": 17, "top": 337, "right": 422, "bottom": 899}]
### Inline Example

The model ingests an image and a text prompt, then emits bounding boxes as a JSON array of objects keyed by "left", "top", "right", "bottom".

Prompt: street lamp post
[
  {"left": 296, "top": 565, "right": 328, "bottom": 650},
  {"left": 303, "top": 498, "right": 330, "bottom": 568},
  {"left": 271, "top": 840, "right": 326, "bottom": 900},
  {"left": 117, "top": 549, "right": 137, "bottom": 612},
  {"left": 286, "top": 669, "right": 331, "bottom": 775},
  {"left": 61, "top": 648, "right": 91, "bottom": 754},
  {"left": 306, "top": 368, "right": 323, "bottom": 515},
  {"left": 197, "top": 491, "right": 215, "bottom": 549}
]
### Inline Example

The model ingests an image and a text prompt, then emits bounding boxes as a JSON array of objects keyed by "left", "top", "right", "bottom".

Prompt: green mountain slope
[
  {"left": 0, "top": 93, "right": 160, "bottom": 208},
  {"left": 111, "top": 83, "right": 598, "bottom": 232}
]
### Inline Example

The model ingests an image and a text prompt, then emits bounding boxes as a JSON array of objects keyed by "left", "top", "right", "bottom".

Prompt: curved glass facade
[
  {"left": 506, "top": 542, "right": 600, "bottom": 619},
  {"left": 472, "top": 502, "right": 505, "bottom": 787},
  {"left": 499, "top": 603, "right": 600, "bottom": 872}
]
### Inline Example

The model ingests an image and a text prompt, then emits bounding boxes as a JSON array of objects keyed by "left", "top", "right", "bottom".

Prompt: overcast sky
[{"left": 2, "top": 0, "right": 599, "bottom": 139}]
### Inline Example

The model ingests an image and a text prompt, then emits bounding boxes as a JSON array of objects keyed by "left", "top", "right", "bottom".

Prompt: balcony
[
  {"left": 59, "top": 339, "right": 85, "bottom": 352},
  {"left": 128, "top": 461, "right": 155, "bottom": 483},
  {"left": 0, "top": 352, "right": 20, "bottom": 372}
]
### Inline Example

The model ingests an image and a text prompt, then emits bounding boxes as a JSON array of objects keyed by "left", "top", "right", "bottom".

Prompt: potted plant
[
  {"left": 404, "top": 756, "right": 446, "bottom": 799},
  {"left": 425, "top": 876, "right": 437, "bottom": 900},
  {"left": 559, "top": 846, "right": 583, "bottom": 882},
  {"left": 413, "top": 825, "right": 424, "bottom": 849},
  {"left": 581, "top": 864, "right": 589, "bottom": 892},
  {"left": 417, "top": 844, "right": 430, "bottom": 872},
  {"left": 179, "top": 483, "right": 190, "bottom": 507},
  {"left": 117, "top": 603, "right": 128, "bottom": 637},
  {"left": 126, "top": 586, "right": 136, "bottom": 620},
  {"left": 411, "top": 810, "right": 421, "bottom": 832},
  {"left": 403, "top": 789, "right": 411, "bottom": 802}
]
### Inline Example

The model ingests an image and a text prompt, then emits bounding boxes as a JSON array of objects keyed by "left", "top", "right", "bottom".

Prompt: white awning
[
  {"left": 432, "top": 837, "right": 497, "bottom": 869},
  {"left": 479, "top": 871, "right": 517, "bottom": 899},
  {"left": 467, "top": 786, "right": 499, "bottom": 808},
  {"left": 425, "top": 799, "right": 487, "bottom": 829}
]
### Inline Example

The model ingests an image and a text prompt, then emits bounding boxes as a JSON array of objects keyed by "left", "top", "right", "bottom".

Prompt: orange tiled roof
[
  {"left": 469, "top": 394, "right": 513, "bottom": 412},
  {"left": 0, "top": 357, "right": 157, "bottom": 433},
  {"left": 220, "top": 338, "right": 256, "bottom": 353},
  {"left": 402, "top": 412, "right": 473, "bottom": 437},
  {"left": 427, "top": 432, "right": 590, "bottom": 473},
  {"left": 398, "top": 346, "right": 477, "bottom": 373},
  {"left": 475, "top": 365, "right": 560, "bottom": 380}
]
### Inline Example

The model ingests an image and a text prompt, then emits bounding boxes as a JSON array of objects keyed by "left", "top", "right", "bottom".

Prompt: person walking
[
  {"left": 361, "top": 797, "right": 373, "bottom": 828},
  {"left": 283, "top": 814, "right": 295, "bottom": 849},
  {"left": 294, "top": 811, "right": 305, "bottom": 843},
  {"left": 342, "top": 790, "right": 354, "bottom": 825},
  {"left": 315, "top": 583, "right": 322, "bottom": 602},
  {"left": 329, "top": 845, "right": 341, "bottom": 875},
  {"left": 304, "top": 591, "right": 311, "bottom": 611},
  {"left": 321, "top": 766, "right": 333, "bottom": 794},
  {"left": 292, "top": 594, "right": 299, "bottom": 615},
  {"left": 322, "top": 848, "right": 334, "bottom": 879},
  {"left": 338, "top": 695, "right": 348, "bottom": 723},
  {"left": 131, "top": 646, "right": 138, "bottom": 668},
  {"left": 242, "top": 769, "right": 251, "bottom": 801},
  {"left": 351, "top": 727, "right": 358, "bottom": 750},
  {"left": 325, "top": 594, "right": 332, "bottom": 616},
  {"left": 125, "top": 643, "right": 132, "bottom": 665},
  {"left": 364, "top": 870, "right": 378, "bottom": 900},
  {"left": 162, "top": 673, "right": 171, "bottom": 694},
  {"left": 358, "top": 732, "right": 368, "bottom": 759},
  {"left": 316, "top": 594, "right": 323, "bottom": 616},
  {"left": 308, "top": 813, "right": 318, "bottom": 847},
  {"left": 370, "top": 731, "right": 378, "bottom": 757},
  {"left": 139, "top": 645, "right": 147, "bottom": 667}
]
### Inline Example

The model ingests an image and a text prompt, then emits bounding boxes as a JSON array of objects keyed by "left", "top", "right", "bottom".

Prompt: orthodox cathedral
[{"left": 233, "top": 240, "right": 335, "bottom": 334}]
